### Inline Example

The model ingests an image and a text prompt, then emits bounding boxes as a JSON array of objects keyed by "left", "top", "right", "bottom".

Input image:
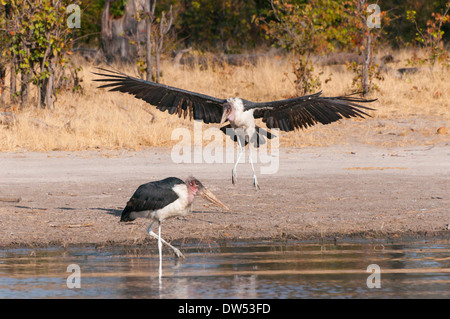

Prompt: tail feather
[{"left": 220, "top": 124, "right": 276, "bottom": 148}]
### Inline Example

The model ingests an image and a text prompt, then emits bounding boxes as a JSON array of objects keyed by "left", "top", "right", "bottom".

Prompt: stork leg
[
  {"left": 147, "top": 221, "right": 184, "bottom": 259},
  {"left": 232, "top": 137, "right": 244, "bottom": 185},
  {"left": 158, "top": 222, "right": 162, "bottom": 274},
  {"left": 248, "top": 145, "right": 260, "bottom": 190}
]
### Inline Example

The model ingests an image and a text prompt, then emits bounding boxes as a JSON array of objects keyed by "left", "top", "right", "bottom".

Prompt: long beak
[
  {"left": 220, "top": 109, "right": 228, "bottom": 125},
  {"left": 199, "top": 188, "right": 229, "bottom": 211}
]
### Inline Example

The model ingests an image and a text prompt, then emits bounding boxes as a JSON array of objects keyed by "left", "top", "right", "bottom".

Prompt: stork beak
[
  {"left": 220, "top": 108, "right": 228, "bottom": 125},
  {"left": 199, "top": 187, "right": 229, "bottom": 211}
]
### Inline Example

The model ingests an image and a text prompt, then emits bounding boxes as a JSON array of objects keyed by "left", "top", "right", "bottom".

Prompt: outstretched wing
[
  {"left": 94, "top": 68, "right": 226, "bottom": 124},
  {"left": 242, "top": 92, "right": 376, "bottom": 132}
]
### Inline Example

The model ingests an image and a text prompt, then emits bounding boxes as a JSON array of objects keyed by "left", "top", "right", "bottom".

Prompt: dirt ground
[{"left": 0, "top": 140, "right": 449, "bottom": 250}]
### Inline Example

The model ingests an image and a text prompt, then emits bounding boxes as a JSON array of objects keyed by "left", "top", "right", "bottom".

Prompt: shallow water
[{"left": 0, "top": 240, "right": 449, "bottom": 298}]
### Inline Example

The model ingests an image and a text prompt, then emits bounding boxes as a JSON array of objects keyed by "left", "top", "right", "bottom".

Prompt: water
[{"left": 0, "top": 240, "right": 449, "bottom": 298}]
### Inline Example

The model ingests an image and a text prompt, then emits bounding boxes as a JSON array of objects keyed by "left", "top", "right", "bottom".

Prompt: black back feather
[{"left": 120, "top": 177, "right": 185, "bottom": 222}]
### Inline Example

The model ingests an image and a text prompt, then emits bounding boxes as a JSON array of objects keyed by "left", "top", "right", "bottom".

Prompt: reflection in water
[{"left": 0, "top": 240, "right": 449, "bottom": 298}]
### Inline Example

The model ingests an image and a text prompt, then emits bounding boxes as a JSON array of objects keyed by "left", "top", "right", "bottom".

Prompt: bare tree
[
  {"left": 144, "top": 0, "right": 157, "bottom": 81},
  {"left": 9, "top": 55, "right": 17, "bottom": 104},
  {"left": 101, "top": 0, "right": 173, "bottom": 83},
  {"left": 357, "top": 0, "right": 371, "bottom": 96},
  {"left": 154, "top": 5, "right": 173, "bottom": 83},
  {"left": 101, "top": 0, "right": 146, "bottom": 62},
  {"left": 20, "top": 58, "right": 31, "bottom": 107},
  {"left": 0, "top": 67, "right": 5, "bottom": 106}
]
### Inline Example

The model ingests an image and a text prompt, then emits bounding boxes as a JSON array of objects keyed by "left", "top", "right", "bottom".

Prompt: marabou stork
[
  {"left": 95, "top": 68, "right": 376, "bottom": 189},
  {"left": 120, "top": 177, "right": 228, "bottom": 259}
]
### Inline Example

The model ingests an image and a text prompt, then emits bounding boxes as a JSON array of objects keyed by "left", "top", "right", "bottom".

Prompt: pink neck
[{"left": 187, "top": 187, "right": 196, "bottom": 203}]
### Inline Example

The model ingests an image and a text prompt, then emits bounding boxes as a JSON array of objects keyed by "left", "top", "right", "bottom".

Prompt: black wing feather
[
  {"left": 120, "top": 177, "right": 184, "bottom": 222},
  {"left": 244, "top": 92, "right": 376, "bottom": 132},
  {"left": 94, "top": 68, "right": 226, "bottom": 123}
]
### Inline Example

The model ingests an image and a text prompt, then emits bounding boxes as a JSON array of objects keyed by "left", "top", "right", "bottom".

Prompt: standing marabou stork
[
  {"left": 95, "top": 68, "right": 376, "bottom": 189},
  {"left": 120, "top": 177, "right": 228, "bottom": 260}
]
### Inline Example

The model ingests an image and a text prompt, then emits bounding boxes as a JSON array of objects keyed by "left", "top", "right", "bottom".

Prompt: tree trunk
[
  {"left": 146, "top": 21, "right": 153, "bottom": 81},
  {"left": 155, "top": 47, "right": 161, "bottom": 83},
  {"left": 145, "top": 0, "right": 155, "bottom": 81},
  {"left": 38, "top": 77, "right": 54, "bottom": 109},
  {"left": 39, "top": 58, "right": 55, "bottom": 109},
  {"left": 101, "top": 0, "right": 147, "bottom": 63},
  {"left": 10, "top": 56, "right": 17, "bottom": 104},
  {"left": 20, "top": 71, "right": 30, "bottom": 108},
  {"left": 154, "top": 6, "right": 173, "bottom": 83},
  {"left": 362, "top": 29, "right": 371, "bottom": 96},
  {"left": 0, "top": 65, "right": 5, "bottom": 106},
  {"left": 45, "top": 64, "right": 54, "bottom": 109}
]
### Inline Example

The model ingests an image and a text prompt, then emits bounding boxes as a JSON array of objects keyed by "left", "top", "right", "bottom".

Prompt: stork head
[
  {"left": 220, "top": 101, "right": 235, "bottom": 125},
  {"left": 186, "top": 177, "right": 204, "bottom": 195},
  {"left": 185, "top": 177, "right": 229, "bottom": 210}
]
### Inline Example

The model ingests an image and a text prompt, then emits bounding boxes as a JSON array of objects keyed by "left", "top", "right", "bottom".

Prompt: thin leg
[
  {"left": 232, "top": 137, "right": 244, "bottom": 185},
  {"left": 158, "top": 222, "right": 162, "bottom": 276},
  {"left": 248, "top": 145, "right": 260, "bottom": 190},
  {"left": 147, "top": 221, "right": 184, "bottom": 259}
]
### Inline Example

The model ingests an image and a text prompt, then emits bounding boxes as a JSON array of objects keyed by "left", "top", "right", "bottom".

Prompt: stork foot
[
  {"left": 172, "top": 247, "right": 185, "bottom": 259},
  {"left": 253, "top": 176, "right": 260, "bottom": 190},
  {"left": 232, "top": 169, "right": 237, "bottom": 185},
  {"left": 149, "top": 230, "right": 185, "bottom": 259}
]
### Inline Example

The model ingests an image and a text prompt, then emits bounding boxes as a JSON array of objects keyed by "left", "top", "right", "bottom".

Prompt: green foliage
[
  {"left": 75, "top": 0, "right": 106, "bottom": 46},
  {"left": 384, "top": 0, "right": 450, "bottom": 47},
  {"left": 0, "top": 4, "right": 8, "bottom": 63},
  {"left": 338, "top": 1, "right": 391, "bottom": 95},
  {"left": 256, "top": 0, "right": 350, "bottom": 94},
  {"left": 346, "top": 61, "right": 384, "bottom": 92},
  {"left": 176, "top": 0, "right": 269, "bottom": 52},
  {"left": 3, "top": 0, "right": 82, "bottom": 107},
  {"left": 291, "top": 56, "right": 322, "bottom": 95},
  {"left": 2, "top": 0, "right": 448, "bottom": 107},
  {"left": 109, "top": 0, "right": 128, "bottom": 18},
  {"left": 255, "top": 0, "right": 389, "bottom": 95},
  {"left": 406, "top": 2, "right": 450, "bottom": 68},
  {"left": 70, "top": 1, "right": 449, "bottom": 52}
]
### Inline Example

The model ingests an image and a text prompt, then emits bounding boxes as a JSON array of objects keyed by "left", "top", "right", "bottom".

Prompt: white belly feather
[
  {"left": 152, "top": 184, "right": 191, "bottom": 221},
  {"left": 227, "top": 97, "right": 256, "bottom": 134},
  {"left": 131, "top": 184, "right": 192, "bottom": 222}
]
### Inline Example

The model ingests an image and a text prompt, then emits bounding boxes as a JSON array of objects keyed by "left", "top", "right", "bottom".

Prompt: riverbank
[{"left": 1, "top": 144, "right": 449, "bottom": 250}]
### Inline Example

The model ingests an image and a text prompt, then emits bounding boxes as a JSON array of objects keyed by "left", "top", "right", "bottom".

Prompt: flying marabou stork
[
  {"left": 95, "top": 68, "right": 376, "bottom": 189},
  {"left": 120, "top": 177, "right": 228, "bottom": 259}
]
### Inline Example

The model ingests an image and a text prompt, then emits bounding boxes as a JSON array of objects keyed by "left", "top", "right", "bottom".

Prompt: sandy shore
[{"left": 0, "top": 143, "right": 449, "bottom": 250}]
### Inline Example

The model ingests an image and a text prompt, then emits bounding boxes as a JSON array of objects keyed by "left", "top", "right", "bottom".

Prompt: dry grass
[{"left": 0, "top": 48, "right": 449, "bottom": 152}]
